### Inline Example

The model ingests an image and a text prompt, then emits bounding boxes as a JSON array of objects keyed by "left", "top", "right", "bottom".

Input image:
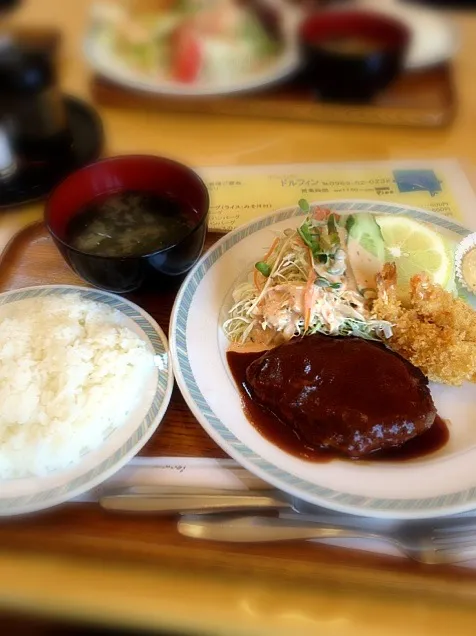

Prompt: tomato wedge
[{"left": 171, "top": 25, "right": 202, "bottom": 84}]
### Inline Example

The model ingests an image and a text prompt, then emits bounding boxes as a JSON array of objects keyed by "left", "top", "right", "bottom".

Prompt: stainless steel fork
[{"left": 178, "top": 514, "right": 476, "bottom": 564}]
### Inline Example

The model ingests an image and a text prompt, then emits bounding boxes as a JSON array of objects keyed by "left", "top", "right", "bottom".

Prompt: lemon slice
[{"left": 375, "top": 215, "right": 453, "bottom": 299}]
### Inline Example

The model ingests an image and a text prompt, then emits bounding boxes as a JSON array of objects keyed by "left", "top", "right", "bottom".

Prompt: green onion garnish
[
  {"left": 298, "top": 222, "right": 321, "bottom": 255},
  {"left": 345, "top": 215, "right": 356, "bottom": 233},
  {"left": 255, "top": 261, "right": 271, "bottom": 277},
  {"left": 327, "top": 214, "right": 339, "bottom": 245},
  {"left": 316, "top": 277, "right": 330, "bottom": 288}
]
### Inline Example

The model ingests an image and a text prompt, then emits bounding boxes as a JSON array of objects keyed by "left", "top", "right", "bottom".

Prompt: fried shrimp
[{"left": 372, "top": 263, "right": 476, "bottom": 385}]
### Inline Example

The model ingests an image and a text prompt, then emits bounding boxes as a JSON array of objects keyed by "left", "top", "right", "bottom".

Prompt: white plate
[
  {"left": 84, "top": 1, "right": 300, "bottom": 97},
  {"left": 170, "top": 199, "right": 476, "bottom": 520},
  {"left": 357, "top": 0, "right": 459, "bottom": 70},
  {"left": 0, "top": 285, "right": 173, "bottom": 516}
]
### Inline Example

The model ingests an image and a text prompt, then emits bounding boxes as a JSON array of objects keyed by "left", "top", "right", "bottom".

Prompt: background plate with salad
[{"left": 85, "top": 0, "right": 300, "bottom": 96}]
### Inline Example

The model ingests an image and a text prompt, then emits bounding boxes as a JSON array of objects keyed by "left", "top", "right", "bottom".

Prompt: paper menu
[{"left": 199, "top": 159, "right": 476, "bottom": 232}]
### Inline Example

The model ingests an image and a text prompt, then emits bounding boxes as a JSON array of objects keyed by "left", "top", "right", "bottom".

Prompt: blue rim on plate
[
  {"left": 0, "top": 285, "right": 173, "bottom": 516},
  {"left": 170, "top": 200, "right": 473, "bottom": 519}
]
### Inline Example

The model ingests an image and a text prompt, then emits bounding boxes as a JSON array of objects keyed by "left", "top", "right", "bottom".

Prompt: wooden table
[{"left": 3, "top": 1, "right": 476, "bottom": 635}]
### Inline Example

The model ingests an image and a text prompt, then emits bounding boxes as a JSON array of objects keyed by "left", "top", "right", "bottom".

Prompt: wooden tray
[
  {"left": 91, "top": 64, "right": 456, "bottom": 128},
  {"left": 2, "top": 222, "right": 476, "bottom": 607}
]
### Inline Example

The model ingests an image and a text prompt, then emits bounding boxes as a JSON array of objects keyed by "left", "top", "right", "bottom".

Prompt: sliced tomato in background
[{"left": 171, "top": 25, "right": 203, "bottom": 84}]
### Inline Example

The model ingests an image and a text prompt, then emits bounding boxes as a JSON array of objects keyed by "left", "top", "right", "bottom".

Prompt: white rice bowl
[{"left": 0, "top": 293, "right": 156, "bottom": 479}]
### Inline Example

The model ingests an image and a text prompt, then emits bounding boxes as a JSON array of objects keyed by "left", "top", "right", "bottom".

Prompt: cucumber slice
[{"left": 346, "top": 214, "right": 385, "bottom": 261}]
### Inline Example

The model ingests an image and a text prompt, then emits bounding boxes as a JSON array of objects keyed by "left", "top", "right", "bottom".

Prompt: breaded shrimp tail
[{"left": 373, "top": 263, "right": 476, "bottom": 385}]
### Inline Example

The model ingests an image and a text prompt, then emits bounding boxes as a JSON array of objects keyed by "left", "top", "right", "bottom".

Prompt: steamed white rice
[{"left": 0, "top": 294, "right": 155, "bottom": 479}]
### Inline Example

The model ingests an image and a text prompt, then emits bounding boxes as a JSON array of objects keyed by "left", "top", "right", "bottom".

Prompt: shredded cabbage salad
[
  {"left": 93, "top": 0, "right": 281, "bottom": 84},
  {"left": 223, "top": 200, "right": 393, "bottom": 347}
]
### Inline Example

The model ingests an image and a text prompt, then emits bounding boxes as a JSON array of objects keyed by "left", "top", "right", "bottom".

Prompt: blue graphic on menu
[{"left": 393, "top": 170, "right": 442, "bottom": 197}]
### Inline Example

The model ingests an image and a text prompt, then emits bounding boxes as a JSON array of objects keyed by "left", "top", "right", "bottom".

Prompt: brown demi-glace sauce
[{"left": 227, "top": 350, "right": 449, "bottom": 463}]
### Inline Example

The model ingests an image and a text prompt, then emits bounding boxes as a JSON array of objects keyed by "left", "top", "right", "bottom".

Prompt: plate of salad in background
[
  {"left": 169, "top": 199, "right": 476, "bottom": 520},
  {"left": 85, "top": 0, "right": 300, "bottom": 96}
]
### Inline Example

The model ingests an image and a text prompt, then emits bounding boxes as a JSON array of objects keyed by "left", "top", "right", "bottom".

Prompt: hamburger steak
[{"left": 245, "top": 334, "right": 437, "bottom": 458}]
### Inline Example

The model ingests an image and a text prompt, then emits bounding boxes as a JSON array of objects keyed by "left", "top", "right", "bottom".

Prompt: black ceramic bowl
[
  {"left": 300, "top": 10, "right": 410, "bottom": 103},
  {"left": 45, "top": 155, "right": 210, "bottom": 293}
]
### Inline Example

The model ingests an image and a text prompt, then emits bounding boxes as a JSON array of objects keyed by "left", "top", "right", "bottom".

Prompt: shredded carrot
[
  {"left": 253, "top": 268, "right": 260, "bottom": 291},
  {"left": 307, "top": 246, "right": 313, "bottom": 267},
  {"left": 263, "top": 237, "right": 280, "bottom": 262},
  {"left": 253, "top": 237, "right": 280, "bottom": 291},
  {"left": 303, "top": 268, "right": 317, "bottom": 331}
]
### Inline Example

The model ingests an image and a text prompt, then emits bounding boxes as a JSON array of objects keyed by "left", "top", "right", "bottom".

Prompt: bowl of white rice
[{"left": 0, "top": 285, "right": 173, "bottom": 516}]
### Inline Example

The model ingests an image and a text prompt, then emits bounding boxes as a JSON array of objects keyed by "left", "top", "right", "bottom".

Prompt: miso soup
[
  {"left": 66, "top": 190, "right": 194, "bottom": 258},
  {"left": 318, "top": 36, "right": 384, "bottom": 57}
]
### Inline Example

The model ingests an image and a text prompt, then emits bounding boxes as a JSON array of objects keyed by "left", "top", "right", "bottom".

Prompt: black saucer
[{"left": 0, "top": 95, "right": 104, "bottom": 209}]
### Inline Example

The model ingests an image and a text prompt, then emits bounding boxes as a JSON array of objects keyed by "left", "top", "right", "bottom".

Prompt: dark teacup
[{"left": 0, "top": 38, "right": 71, "bottom": 163}]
